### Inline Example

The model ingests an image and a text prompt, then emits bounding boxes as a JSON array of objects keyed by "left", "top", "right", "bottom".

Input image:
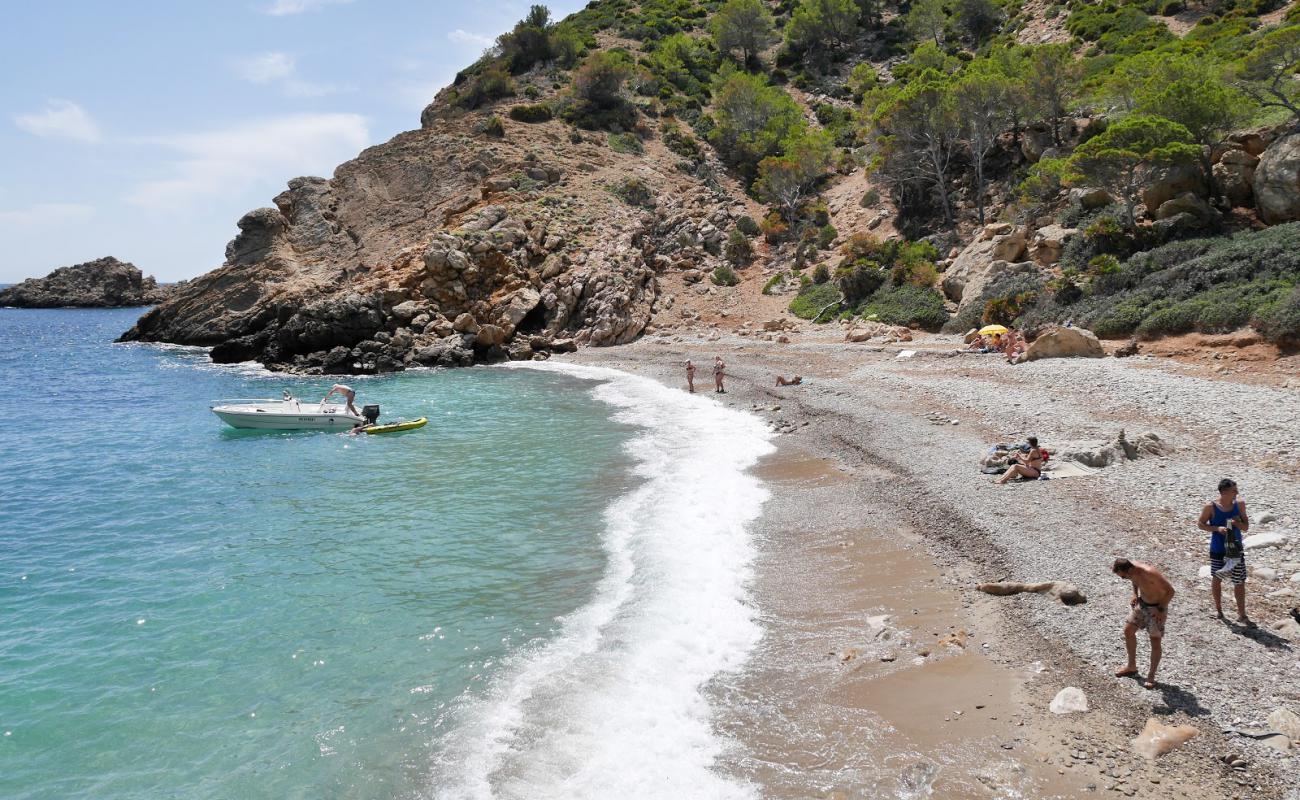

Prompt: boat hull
[{"left": 211, "top": 403, "right": 362, "bottom": 430}]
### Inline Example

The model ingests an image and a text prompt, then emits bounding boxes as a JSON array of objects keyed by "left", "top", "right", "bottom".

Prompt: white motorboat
[{"left": 210, "top": 392, "right": 368, "bottom": 430}]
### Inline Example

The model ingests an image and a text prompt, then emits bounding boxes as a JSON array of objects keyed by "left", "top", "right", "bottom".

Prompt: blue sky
[{"left": 0, "top": 0, "right": 585, "bottom": 283}]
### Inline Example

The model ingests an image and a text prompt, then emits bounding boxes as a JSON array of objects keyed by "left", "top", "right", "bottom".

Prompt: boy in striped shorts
[{"left": 1197, "top": 478, "right": 1255, "bottom": 628}]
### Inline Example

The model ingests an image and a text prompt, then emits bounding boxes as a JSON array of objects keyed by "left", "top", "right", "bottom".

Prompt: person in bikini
[
  {"left": 1112, "top": 558, "right": 1175, "bottom": 689},
  {"left": 685, "top": 360, "right": 697, "bottom": 394},
  {"left": 713, "top": 356, "right": 726, "bottom": 393},
  {"left": 1198, "top": 478, "right": 1254, "bottom": 628},
  {"left": 775, "top": 375, "right": 802, "bottom": 387},
  {"left": 995, "top": 436, "right": 1044, "bottom": 484}
]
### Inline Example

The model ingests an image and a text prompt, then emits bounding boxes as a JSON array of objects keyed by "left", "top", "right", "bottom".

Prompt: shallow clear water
[{"left": 0, "top": 308, "right": 636, "bottom": 799}]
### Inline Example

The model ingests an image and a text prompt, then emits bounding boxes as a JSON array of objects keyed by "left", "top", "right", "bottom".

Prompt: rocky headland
[{"left": 2, "top": 257, "right": 172, "bottom": 308}]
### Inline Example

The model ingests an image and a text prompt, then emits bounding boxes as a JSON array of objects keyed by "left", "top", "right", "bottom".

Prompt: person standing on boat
[{"left": 322, "top": 383, "right": 360, "bottom": 416}]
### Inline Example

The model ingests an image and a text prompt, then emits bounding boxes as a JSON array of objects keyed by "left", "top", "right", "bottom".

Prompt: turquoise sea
[{"left": 0, "top": 307, "right": 773, "bottom": 799}]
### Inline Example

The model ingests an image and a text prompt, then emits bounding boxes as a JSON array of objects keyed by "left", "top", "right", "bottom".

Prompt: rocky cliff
[
  {"left": 120, "top": 96, "right": 752, "bottom": 373},
  {"left": 2, "top": 257, "right": 172, "bottom": 308}
]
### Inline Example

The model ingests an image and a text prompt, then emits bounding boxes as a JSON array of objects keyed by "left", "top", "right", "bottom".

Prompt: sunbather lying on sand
[
  {"left": 775, "top": 375, "right": 803, "bottom": 386},
  {"left": 995, "top": 436, "right": 1044, "bottom": 484}
]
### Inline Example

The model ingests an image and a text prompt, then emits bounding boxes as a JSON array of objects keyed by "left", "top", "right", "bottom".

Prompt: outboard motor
[{"left": 362, "top": 404, "right": 380, "bottom": 424}]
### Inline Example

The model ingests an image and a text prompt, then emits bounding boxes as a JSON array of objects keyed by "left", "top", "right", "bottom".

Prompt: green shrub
[
  {"left": 609, "top": 176, "right": 653, "bottom": 206},
  {"left": 711, "top": 264, "right": 740, "bottom": 286},
  {"left": 608, "top": 132, "right": 644, "bottom": 154},
  {"left": 1013, "top": 224, "right": 1300, "bottom": 341},
  {"left": 762, "top": 272, "right": 789, "bottom": 295},
  {"left": 837, "top": 263, "right": 887, "bottom": 307},
  {"left": 860, "top": 188, "right": 881, "bottom": 208},
  {"left": 789, "top": 281, "right": 842, "bottom": 321},
  {"left": 736, "top": 215, "right": 760, "bottom": 237},
  {"left": 480, "top": 116, "right": 505, "bottom": 138},
  {"left": 1252, "top": 285, "right": 1300, "bottom": 343},
  {"left": 509, "top": 103, "right": 553, "bottom": 123},
  {"left": 812, "top": 263, "right": 830, "bottom": 284},
  {"left": 662, "top": 123, "right": 700, "bottom": 158},
  {"left": 817, "top": 224, "right": 838, "bottom": 250},
  {"left": 860, "top": 285, "right": 950, "bottom": 331},
  {"left": 725, "top": 229, "right": 754, "bottom": 265}
]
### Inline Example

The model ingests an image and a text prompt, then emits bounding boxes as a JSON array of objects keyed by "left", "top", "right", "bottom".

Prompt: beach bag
[{"left": 1223, "top": 529, "right": 1244, "bottom": 559}]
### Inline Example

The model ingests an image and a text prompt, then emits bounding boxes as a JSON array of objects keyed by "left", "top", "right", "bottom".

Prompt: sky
[{"left": 0, "top": 0, "right": 585, "bottom": 283}]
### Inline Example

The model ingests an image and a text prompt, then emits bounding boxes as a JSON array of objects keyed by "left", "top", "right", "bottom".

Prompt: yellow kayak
[{"left": 363, "top": 417, "right": 428, "bottom": 435}]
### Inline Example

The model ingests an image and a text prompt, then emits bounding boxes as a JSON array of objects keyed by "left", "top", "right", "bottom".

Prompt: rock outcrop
[
  {"left": 1024, "top": 326, "right": 1105, "bottom": 361},
  {"left": 1, "top": 257, "right": 171, "bottom": 308},
  {"left": 118, "top": 118, "right": 680, "bottom": 373},
  {"left": 1253, "top": 134, "right": 1300, "bottom": 224},
  {"left": 941, "top": 224, "right": 1028, "bottom": 303}
]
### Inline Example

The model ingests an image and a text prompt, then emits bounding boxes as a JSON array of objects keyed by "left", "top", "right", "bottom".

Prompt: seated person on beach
[
  {"left": 995, "top": 436, "right": 1044, "bottom": 484},
  {"left": 966, "top": 336, "right": 988, "bottom": 352},
  {"left": 775, "top": 375, "right": 803, "bottom": 387},
  {"left": 322, "top": 383, "right": 360, "bottom": 416}
]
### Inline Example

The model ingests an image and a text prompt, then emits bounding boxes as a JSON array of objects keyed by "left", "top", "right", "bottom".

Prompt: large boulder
[
  {"left": 1142, "top": 163, "right": 1204, "bottom": 213},
  {"left": 1021, "top": 123, "right": 1054, "bottom": 163},
  {"left": 1213, "top": 149, "right": 1259, "bottom": 208},
  {"left": 941, "top": 226, "right": 1028, "bottom": 302},
  {"left": 1068, "top": 187, "right": 1114, "bottom": 210},
  {"left": 1155, "top": 192, "right": 1220, "bottom": 224},
  {"left": 1029, "top": 224, "right": 1079, "bottom": 267},
  {"left": 0, "top": 256, "right": 171, "bottom": 308},
  {"left": 1024, "top": 326, "right": 1105, "bottom": 361},
  {"left": 1253, "top": 134, "right": 1300, "bottom": 224}
]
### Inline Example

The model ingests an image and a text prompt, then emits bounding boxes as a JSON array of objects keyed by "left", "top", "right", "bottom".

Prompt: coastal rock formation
[
  {"left": 1, "top": 257, "right": 170, "bottom": 308},
  {"left": 118, "top": 117, "right": 685, "bottom": 373}
]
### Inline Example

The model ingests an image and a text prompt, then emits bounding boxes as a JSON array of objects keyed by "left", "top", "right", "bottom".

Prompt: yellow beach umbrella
[{"left": 978, "top": 324, "right": 1009, "bottom": 336}]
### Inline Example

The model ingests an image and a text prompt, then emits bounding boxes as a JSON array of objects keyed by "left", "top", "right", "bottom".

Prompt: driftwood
[{"left": 977, "top": 581, "right": 1087, "bottom": 605}]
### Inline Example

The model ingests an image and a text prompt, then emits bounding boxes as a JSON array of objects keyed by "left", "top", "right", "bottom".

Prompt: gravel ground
[{"left": 564, "top": 332, "right": 1300, "bottom": 799}]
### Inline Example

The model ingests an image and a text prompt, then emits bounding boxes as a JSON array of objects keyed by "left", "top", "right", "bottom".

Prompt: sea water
[{"left": 0, "top": 308, "right": 773, "bottom": 799}]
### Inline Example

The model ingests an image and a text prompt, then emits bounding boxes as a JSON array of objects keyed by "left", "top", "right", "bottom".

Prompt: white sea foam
[{"left": 427, "top": 362, "right": 775, "bottom": 799}]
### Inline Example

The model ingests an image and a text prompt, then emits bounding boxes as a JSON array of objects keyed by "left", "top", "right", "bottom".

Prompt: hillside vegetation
[{"left": 440, "top": 0, "right": 1300, "bottom": 344}]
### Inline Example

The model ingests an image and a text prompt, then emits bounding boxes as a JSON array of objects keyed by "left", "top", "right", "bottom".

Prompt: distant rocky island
[{"left": 1, "top": 257, "right": 174, "bottom": 308}]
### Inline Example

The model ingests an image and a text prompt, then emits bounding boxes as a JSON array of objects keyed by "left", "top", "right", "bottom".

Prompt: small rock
[
  {"left": 1267, "top": 707, "right": 1300, "bottom": 741},
  {"left": 1131, "top": 718, "right": 1198, "bottom": 759},
  {"left": 1050, "top": 687, "right": 1089, "bottom": 715}
]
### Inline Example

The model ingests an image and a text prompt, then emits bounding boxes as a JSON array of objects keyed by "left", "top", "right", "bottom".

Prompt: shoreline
[
  {"left": 430, "top": 361, "right": 776, "bottom": 798},
  {"left": 561, "top": 332, "right": 1299, "bottom": 799}
]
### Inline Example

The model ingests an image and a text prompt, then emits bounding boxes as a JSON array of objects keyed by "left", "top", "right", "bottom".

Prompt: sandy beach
[{"left": 563, "top": 331, "right": 1300, "bottom": 799}]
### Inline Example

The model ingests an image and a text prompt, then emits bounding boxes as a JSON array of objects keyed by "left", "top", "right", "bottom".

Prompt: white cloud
[
  {"left": 14, "top": 100, "right": 101, "bottom": 143},
  {"left": 262, "top": 0, "right": 354, "bottom": 15},
  {"left": 234, "top": 52, "right": 348, "bottom": 97},
  {"left": 235, "top": 52, "right": 296, "bottom": 83},
  {"left": 127, "top": 113, "right": 370, "bottom": 210},
  {"left": 0, "top": 202, "right": 94, "bottom": 228},
  {"left": 447, "top": 29, "right": 495, "bottom": 48}
]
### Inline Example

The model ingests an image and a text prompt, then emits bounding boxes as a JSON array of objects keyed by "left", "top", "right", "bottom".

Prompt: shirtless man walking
[{"left": 1112, "top": 558, "right": 1175, "bottom": 689}]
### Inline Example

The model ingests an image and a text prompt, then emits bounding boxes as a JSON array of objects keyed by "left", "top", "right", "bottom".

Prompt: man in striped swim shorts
[{"left": 1197, "top": 478, "right": 1255, "bottom": 628}]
